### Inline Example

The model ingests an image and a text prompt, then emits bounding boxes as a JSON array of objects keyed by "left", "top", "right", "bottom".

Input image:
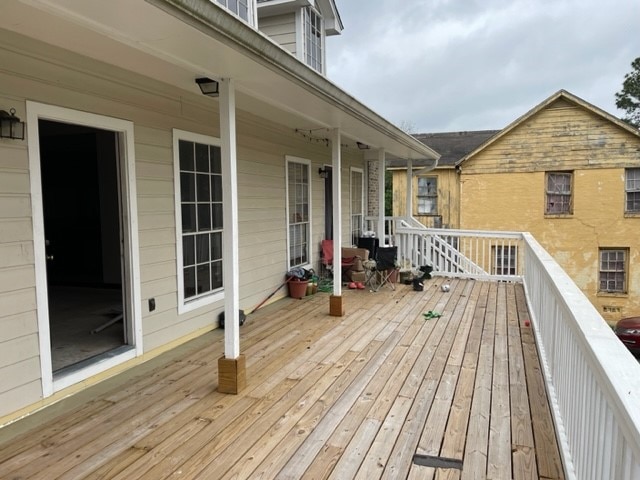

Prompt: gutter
[{"left": 148, "top": 0, "right": 438, "bottom": 163}]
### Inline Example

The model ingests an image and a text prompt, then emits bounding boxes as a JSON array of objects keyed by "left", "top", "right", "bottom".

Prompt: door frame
[{"left": 26, "top": 101, "right": 142, "bottom": 397}]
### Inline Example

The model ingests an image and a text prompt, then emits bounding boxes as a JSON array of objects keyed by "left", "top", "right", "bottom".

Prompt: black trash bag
[
  {"left": 412, "top": 279, "right": 424, "bottom": 291},
  {"left": 218, "top": 309, "right": 246, "bottom": 329},
  {"left": 417, "top": 265, "right": 433, "bottom": 280}
]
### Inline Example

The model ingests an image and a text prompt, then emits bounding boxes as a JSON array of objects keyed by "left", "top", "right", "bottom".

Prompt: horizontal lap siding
[
  {"left": 463, "top": 103, "right": 640, "bottom": 175},
  {"left": 0, "top": 29, "right": 368, "bottom": 416},
  {"left": 259, "top": 13, "right": 297, "bottom": 56},
  {"left": 0, "top": 84, "right": 42, "bottom": 417}
]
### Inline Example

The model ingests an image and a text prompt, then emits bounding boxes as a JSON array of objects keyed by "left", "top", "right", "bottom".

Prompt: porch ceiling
[{"left": 1, "top": 0, "right": 438, "bottom": 164}]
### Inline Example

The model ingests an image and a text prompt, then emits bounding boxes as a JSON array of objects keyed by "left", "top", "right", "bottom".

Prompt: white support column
[
  {"left": 332, "top": 128, "right": 342, "bottom": 296},
  {"left": 328, "top": 129, "right": 345, "bottom": 316},
  {"left": 406, "top": 158, "right": 413, "bottom": 220},
  {"left": 219, "top": 78, "right": 240, "bottom": 360},
  {"left": 377, "top": 149, "right": 385, "bottom": 243}
]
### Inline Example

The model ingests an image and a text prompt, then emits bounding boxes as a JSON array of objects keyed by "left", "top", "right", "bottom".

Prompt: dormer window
[
  {"left": 303, "top": 7, "right": 323, "bottom": 73},
  {"left": 216, "top": 0, "right": 252, "bottom": 24}
]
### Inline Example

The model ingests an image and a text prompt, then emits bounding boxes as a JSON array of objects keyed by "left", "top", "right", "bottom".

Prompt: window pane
[
  {"left": 196, "top": 233, "right": 209, "bottom": 264},
  {"left": 212, "top": 204, "right": 223, "bottom": 230},
  {"left": 212, "top": 175, "right": 222, "bottom": 202},
  {"left": 195, "top": 143, "right": 209, "bottom": 173},
  {"left": 183, "top": 266, "right": 196, "bottom": 298},
  {"left": 196, "top": 264, "right": 211, "bottom": 294},
  {"left": 198, "top": 204, "right": 211, "bottom": 231},
  {"left": 211, "top": 261, "right": 223, "bottom": 290},
  {"left": 197, "top": 174, "right": 211, "bottom": 203},
  {"left": 211, "top": 232, "right": 222, "bottom": 260},
  {"left": 183, "top": 235, "right": 195, "bottom": 266},
  {"left": 182, "top": 204, "right": 196, "bottom": 232},
  {"left": 180, "top": 172, "right": 195, "bottom": 202},
  {"left": 211, "top": 146, "right": 221, "bottom": 174},
  {"left": 179, "top": 140, "right": 194, "bottom": 171}
]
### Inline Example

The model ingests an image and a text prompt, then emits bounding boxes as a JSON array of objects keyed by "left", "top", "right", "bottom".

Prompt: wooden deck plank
[
  {"left": 508, "top": 284, "right": 538, "bottom": 480},
  {"left": 0, "top": 281, "right": 565, "bottom": 480},
  {"left": 462, "top": 282, "right": 498, "bottom": 480},
  {"left": 515, "top": 284, "right": 565, "bottom": 480},
  {"left": 487, "top": 284, "right": 512, "bottom": 479}
]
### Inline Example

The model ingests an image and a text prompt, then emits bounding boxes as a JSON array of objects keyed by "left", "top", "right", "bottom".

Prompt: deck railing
[{"left": 395, "top": 220, "right": 640, "bottom": 479}]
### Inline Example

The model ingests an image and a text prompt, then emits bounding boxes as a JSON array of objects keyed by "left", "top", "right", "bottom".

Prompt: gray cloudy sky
[{"left": 326, "top": 0, "right": 640, "bottom": 133}]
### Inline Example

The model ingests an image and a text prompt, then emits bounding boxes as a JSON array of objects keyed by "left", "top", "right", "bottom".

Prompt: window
[
  {"left": 351, "top": 168, "right": 364, "bottom": 245},
  {"left": 626, "top": 168, "right": 640, "bottom": 213},
  {"left": 174, "top": 131, "right": 224, "bottom": 311},
  {"left": 492, "top": 245, "right": 518, "bottom": 276},
  {"left": 216, "top": 0, "right": 250, "bottom": 22},
  {"left": 599, "top": 248, "right": 627, "bottom": 293},
  {"left": 286, "top": 158, "right": 311, "bottom": 268},
  {"left": 303, "top": 7, "right": 323, "bottom": 72},
  {"left": 417, "top": 177, "right": 438, "bottom": 215},
  {"left": 545, "top": 172, "right": 573, "bottom": 214}
]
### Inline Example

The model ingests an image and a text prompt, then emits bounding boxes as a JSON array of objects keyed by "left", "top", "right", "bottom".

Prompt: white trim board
[{"left": 26, "top": 101, "right": 142, "bottom": 397}]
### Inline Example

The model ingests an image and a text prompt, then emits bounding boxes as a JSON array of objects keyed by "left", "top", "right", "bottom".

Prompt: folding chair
[
  {"left": 365, "top": 246, "right": 397, "bottom": 291},
  {"left": 319, "top": 239, "right": 356, "bottom": 279}
]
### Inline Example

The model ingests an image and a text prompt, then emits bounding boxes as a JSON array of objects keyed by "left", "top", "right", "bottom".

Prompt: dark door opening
[
  {"left": 324, "top": 166, "right": 333, "bottom": 240},
  {"left": 39, "top": 120, "right": 126, "bottom": 373}
]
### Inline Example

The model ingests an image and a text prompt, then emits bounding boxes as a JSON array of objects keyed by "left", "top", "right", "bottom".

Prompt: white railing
[
  {"left": 394, "top": 223, "right": 523, "bottom": 282},
  {"left": 522, "top": 233, "right": 640, "bottom": 480},
  {"left": 395, "top": 223, "right": 640, "bottom": 479}
]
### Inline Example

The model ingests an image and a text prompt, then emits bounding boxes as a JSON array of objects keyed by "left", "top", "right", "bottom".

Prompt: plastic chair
[{"left": 365, "top": 246, "right": 397, "bottom": 291}]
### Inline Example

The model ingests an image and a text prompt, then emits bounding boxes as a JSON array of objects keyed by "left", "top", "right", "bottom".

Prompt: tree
[{"left": 615, "top": 57, "right": 640, "bottom": 128}]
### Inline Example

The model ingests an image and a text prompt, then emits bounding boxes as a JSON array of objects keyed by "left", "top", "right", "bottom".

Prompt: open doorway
[{"left": 39, "top": 120, "right": 126, "bottom": 373}]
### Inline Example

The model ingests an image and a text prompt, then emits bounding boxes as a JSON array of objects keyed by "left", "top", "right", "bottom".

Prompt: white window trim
[
  {"left": 417, "top": 176, "right": 438, "bottom": 215},
  {"left": 215, "top": 0, "right": 256, "bottom": 27},
  {"left": 285, "top": 156, "right": 313, "bottom": 270},
  {"left": 350, "top": 167, "right": 364, "bottom": 245},
  {"left": 26, "top": 101, "right": 142, "bottom": 397},
  {"left": 296, "top": 5, "right": 325, "bottom": 74},
  {"left": 173, "top": 129, "right": 225, "bottom": 314},
  {"left": 625, "top": 167, "right": 640, "bottom": 213}
]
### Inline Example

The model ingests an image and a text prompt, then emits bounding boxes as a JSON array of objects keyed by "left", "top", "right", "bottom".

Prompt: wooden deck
[{"left": 0, "top": 279, "right": 564, "bottom": 479}]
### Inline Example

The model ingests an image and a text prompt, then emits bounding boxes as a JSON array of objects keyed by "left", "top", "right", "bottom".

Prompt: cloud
[{"left": 327, "top": 0, "right": 640, "bottom": 132}]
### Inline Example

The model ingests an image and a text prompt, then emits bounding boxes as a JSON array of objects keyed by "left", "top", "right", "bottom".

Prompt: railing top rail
[
  {"left": 396, "top": 225, "right": 525, "bottom": 240},
  {"left": 522, "top": 232, "right": 640, "bottom": 455}
]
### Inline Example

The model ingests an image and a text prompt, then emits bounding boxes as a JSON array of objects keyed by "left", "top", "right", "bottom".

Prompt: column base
[
  {"left": 329, "top": 295, "right": 345, "bottom": 317},
  {"left": 218, "top": 354, "right": 246, "bottom": 394}
]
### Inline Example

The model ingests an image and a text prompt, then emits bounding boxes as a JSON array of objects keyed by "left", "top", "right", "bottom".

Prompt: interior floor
[{"left": 48, "top": 286, "right": 124, "bottom": 372}]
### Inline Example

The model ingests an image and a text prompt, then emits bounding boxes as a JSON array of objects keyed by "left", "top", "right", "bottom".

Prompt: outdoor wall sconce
[
  {"left": 0, "top": 108, "right": 25, "bottom": 140},
  {"left": 356, "top": 141, "right": 370, "bottom": 150},
  {"left": 318, "top": 167, "right": 329, "bottom": 179},
  {"left": 195, "top": 77, "right": 220, "bottom": 97}
]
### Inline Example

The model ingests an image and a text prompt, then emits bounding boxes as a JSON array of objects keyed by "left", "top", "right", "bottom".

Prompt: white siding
[
  {"left": 259, "top": 13, "right": 297, "bottom": 56},
  {"left": 0, "top": 28, "right": 368, "bottom": 420}
]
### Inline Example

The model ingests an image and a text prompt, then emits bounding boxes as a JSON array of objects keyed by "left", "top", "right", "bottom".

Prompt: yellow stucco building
[{"left": 395, "top": 90, "right": 640, "bottom": 324}]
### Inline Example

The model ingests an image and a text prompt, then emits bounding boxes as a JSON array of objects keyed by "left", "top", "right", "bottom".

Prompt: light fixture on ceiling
[
  {"left": 195, "top": 77, "right": 220, "bottom": 97},
  {"left": 0, "top": 108, "right": 25, "bottom": 140},
  {"left": 356, "top": 141, "right": 370, "bottom": 150}
]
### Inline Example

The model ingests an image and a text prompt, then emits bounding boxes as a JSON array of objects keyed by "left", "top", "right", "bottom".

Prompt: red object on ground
[{"left": 524, "top": 320, "right": 530, "bottom": 327}]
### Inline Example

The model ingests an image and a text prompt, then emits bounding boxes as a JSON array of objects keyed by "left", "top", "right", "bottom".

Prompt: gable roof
[
  {"left": 458, "top": 89, "right": 640, "bottom": 166},
  {"left": 386, "top": 130, "right": 498, "bottom": 169}
]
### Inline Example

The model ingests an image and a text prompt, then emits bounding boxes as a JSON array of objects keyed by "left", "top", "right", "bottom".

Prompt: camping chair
[
  {"left": 319, "top": 239, "right": 356, "bottom": 279},
  {"left": 365, "top": 246, "right": 397, "bottom": 291}
]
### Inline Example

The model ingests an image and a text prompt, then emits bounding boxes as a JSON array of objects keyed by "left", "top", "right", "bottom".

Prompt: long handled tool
[{"left": 249, "top": 276, "right": 294, "bottom": 314}]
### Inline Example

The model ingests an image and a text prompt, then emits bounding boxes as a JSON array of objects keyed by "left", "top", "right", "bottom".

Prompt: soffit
[{"left": 1, "top": 0, "right": 436, "bottom": 164}]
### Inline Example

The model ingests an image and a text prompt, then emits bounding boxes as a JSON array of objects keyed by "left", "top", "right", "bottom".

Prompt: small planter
[
  {"left": 288, "top": 279, "right": 309, "bottom": 299},
  {"left": 399, "top": 270, "right": 413, "bottom": 284}
]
